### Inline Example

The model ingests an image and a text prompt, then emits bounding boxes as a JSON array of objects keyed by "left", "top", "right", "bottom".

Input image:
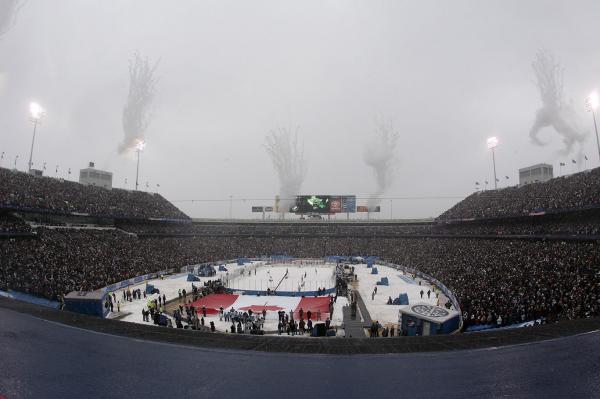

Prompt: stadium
[
  {"left": 3, "top": 2, "right": 600, "bottom": 398},
  {"left": 2, "top": 165, "right": 600, "bottom": 398}
]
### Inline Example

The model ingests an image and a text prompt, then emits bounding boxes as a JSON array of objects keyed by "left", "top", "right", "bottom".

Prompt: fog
[{"left": 1, "top": 0, "right": 600, "bottom": 219}]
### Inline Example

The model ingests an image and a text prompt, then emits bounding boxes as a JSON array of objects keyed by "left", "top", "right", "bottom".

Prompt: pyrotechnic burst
[
  {"left": 120, "top": 52, "right": 159, "bottom": 154},
  {"left": 364, "top": 121, "right": 398, "bottom": 208},
  {"left": 529, "top": 49, "right": 586, "bottom": 159},
  {"left": 0, "top": 0, "right": 23, "bottom": 38},
  {"left": 264, "top": 126, "right": 307, "bottom": 212}
]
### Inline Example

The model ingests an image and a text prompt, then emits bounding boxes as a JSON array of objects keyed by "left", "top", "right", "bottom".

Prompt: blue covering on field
[
  {"left": 366, "top": 256, "right": 379, "bottom": 268},
  {"left": 187, "top": 274, "right": 200, "bottom": 281},
  {"left": 219, "top": 265, "right": 228, "bottom": 272},
  {"left": 371, "top": 267, "right": 378, "bottom": 274},
  {"left": 398, "top": 274, "right": 418, "bottom": 285},
  {"left": 145, "top": 284, "right": 156, "bottom": 294},
  {"left": 197, "top": 265, "right": 216, "bottom": 277},
  {"left": 376, "top": 277, "right": 389, "bottom": 286},
  {"left": 393, "top": 293, "right": 409, "bottom": 305}
]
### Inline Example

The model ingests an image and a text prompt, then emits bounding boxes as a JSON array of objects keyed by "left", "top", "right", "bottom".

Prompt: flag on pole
[
  {"left": 559, "top": 162, "right": 565, "bottom": 166},
  {"left": 156, "top": 184, "right": 160, "bottom": 187},
  {"left": 505, "top": 176, "right": 509, "bottom": 179},
  {"left": 572, "top": 159, "right": 576, "bottom": 164},
  {"left": 585, "top": 155, "right": 588, "bottom": 160}
]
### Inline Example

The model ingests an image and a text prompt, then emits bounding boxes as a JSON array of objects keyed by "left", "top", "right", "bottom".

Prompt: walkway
[{"left": 342, "top": 290, "right": 372, "bottom": 338}]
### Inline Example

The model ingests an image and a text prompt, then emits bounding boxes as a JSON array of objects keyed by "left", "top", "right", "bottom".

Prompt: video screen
[{"left": 293, "top": 195, "right": 331, "bottom": 213}]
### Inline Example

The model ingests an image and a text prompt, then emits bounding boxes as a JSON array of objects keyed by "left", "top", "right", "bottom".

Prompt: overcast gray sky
[{"left": 1, "top": 0, "right": 600, "bottom": 219}]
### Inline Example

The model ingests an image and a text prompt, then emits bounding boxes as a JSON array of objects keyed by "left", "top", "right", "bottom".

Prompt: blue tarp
[
  {"left": 393, "top": 293, "right": 409, "bottom": 305},
  {"left": 371, "top": 267, "right": 379, "bottom": 274},
  {"left": 376, "top": 277, "right": 389, "bottom": 286}
]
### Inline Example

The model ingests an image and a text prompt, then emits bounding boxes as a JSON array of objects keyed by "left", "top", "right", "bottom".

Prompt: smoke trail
[
  {"left": 264, "top": 126, "right": 307, "bottom": 212},
  {"left": 529, "top": 49, "right": 586, "bottom": 159},
  {"left": 120, "top": 52, "right": 159, "bottom": 154},
  {"left": 0, "top": 0, "right": 23, "bottom": 38},
  {"left": 364, "top": 121, "right": 398, "bottom": 208}
]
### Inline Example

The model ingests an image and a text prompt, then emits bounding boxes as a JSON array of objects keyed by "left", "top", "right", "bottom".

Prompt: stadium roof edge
[{"left": 190, "top": 218, "right": 435, "bottom": 225}]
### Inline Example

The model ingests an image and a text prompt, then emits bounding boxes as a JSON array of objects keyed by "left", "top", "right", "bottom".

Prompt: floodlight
[
  {"left": 30, "top": 102, "right": 45, "bottom": 121},
  {"left": 586, "top": 91, "right": 599, "bottom": 111},
  {"left": 135, "top": 139, "right": 146, "bottom": 151}
]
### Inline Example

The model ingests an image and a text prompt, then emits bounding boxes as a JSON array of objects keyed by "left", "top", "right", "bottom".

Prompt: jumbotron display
[{"left": 291, "top": 195, "right": 356, "bottom": 214}]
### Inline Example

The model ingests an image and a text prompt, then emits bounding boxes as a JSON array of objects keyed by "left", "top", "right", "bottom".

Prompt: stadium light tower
[
  {"left": 487, "top": 136, "right": 499, "bottom": 189},
  {"left": 585, "top": 91, "right": 600, "bottom": 162},
  {"left": 28, "top": 102, "right": 46, "bottom": 173},
  {"left": 135, "top": 139, "right": 146, "bottom": 191}
]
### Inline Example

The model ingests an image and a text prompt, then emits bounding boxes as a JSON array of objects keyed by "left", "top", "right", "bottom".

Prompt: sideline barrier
[
  {"left": 103, "top": 267, "right": 177, "bottom": 294},
  {"left": 0, "top": 290, "right": 60, "bottom": 309},
  {"left": 224, "top": 287, "right": 335, "bottom": 297}
]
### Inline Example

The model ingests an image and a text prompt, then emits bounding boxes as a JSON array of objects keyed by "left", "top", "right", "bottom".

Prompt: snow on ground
[
  {"left": 109, "top": 261, "right": 341, "bottom": 335},
  {"left": 354, "top": 263, "right": 439, "bottom": 327},
  {"left": 107, "top": 261, "right": 242, "bottom": 323},
  {"left": 109, "top": 261, "right": 443, "bottom": 335}
]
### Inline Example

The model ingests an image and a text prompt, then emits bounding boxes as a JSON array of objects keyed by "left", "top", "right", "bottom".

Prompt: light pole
[
  {"left": 0, "top": 152, "right": 4, "bottom": 167},
  {"left": 586, "top": 91, "right": 600, "bottom": 162},
  {"left": 28, "top": 102, "right": 46, "bottom": 173},
  {"left": 14, "top": 155, "right": 19, "bottom": 170},
  {"left": 135, "top": 139, "right": 145, "bottom": 191},
  {"left": 487, "top": 137, "right": 499, "bottom": 189}
]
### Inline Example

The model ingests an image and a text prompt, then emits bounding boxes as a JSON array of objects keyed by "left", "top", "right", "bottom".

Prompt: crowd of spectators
[
  {"left": 2, "top": 165, "right": 600, "bottom": 332},
  {"left": 119, "top": 212, "right": 600, "bottom": 238},
  {"left": 439, "top": 167, "right": 600, "bottom": 220},
  {"left": 0, "top": 214, "right": 32, "bottom": 234},
  {"left": 0, "top": 167, "right": 188, "bottom": 220},
  {"left": 2, "top": 228, "right": 598, "bottom": 330}
]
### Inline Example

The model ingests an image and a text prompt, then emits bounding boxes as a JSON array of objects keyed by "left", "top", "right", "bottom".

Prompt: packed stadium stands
[
  {"left": 439, "top": 167, "right": 600, "bottom": 220},
  {"left": 0, "top": 167, "right": 188, "bottom": 220},
  {"left": 1, "top": 165, "right": 600, "bottom": 332}
]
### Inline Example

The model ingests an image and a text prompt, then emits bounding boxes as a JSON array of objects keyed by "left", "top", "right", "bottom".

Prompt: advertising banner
[
  {"left": 341, "top": 196, "right": 356, "bottom": 213},
  {"left": 330, "top": 197, "right": 342, "bottom": 213}
]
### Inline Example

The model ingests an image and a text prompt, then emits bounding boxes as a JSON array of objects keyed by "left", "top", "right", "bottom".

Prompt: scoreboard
[{"left": 291, "top": 195, "right": 357, "bottom": 214}]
